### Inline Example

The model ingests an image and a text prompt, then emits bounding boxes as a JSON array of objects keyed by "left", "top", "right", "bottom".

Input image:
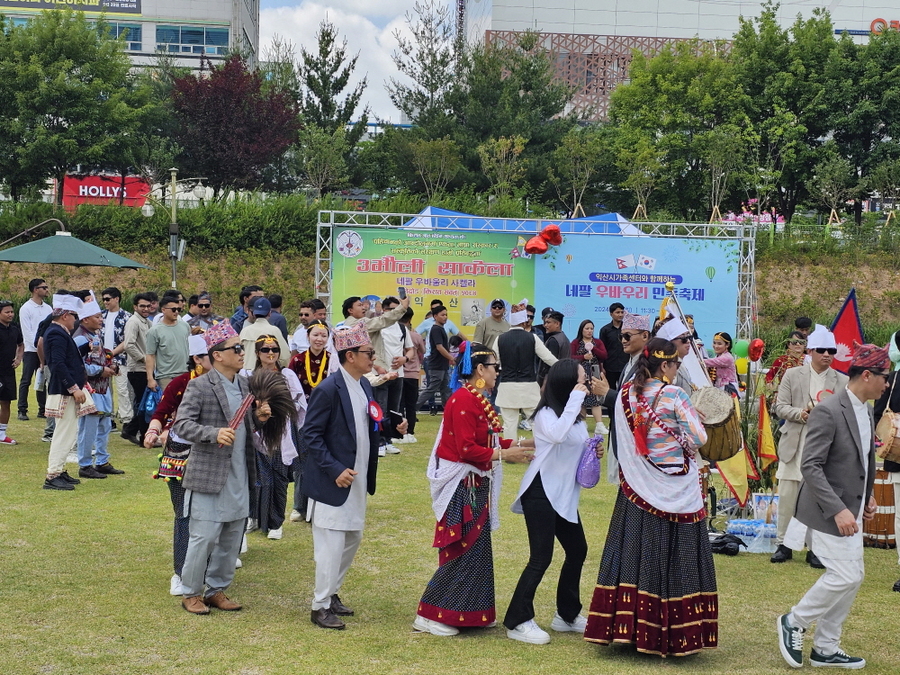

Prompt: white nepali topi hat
[
  {"left": 333, "top": 321, "right": 371, "bottom": 352},
  {"left": 622, "top": 311, "right": 651, "bottom": 332},
  {"left": 51, "top": 293, "right": 82, "bottom": 317},
  {"left": 189, "top": 334, "right": 209, "bottom": 356},
  {"left": 78, "top": 290, "right": 102, "bottom": 319},
  {"left": 806, "top": 324, "right": 837, "bottom": 350},
  {"left": 656, "top": 316, "right": 690, "bottom": 341}
]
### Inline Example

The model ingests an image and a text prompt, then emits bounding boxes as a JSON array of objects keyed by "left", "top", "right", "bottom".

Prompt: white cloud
[{"left": 260, "top": 2, "right": 416, "bottom": 122}]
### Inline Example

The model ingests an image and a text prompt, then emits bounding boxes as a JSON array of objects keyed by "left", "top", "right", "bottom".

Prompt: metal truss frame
[{"left": 316, "top": 211, "right": 757, "bottom": 338}]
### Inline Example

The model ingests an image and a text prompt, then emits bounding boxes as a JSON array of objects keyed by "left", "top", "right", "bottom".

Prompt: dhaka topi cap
[
  {"left": 850, "top": 341, "right": 890, "bottom": 371},
  {"left": 204, "top": 322, "right": 238, "bottom": 350},
  {"left": 656, "top": 316, "right": 690, "bottom": 341},
  {"left": 251, "top": 297, "right": 272, "bottom": 317},
  {"left": 52, "top": 293, "right": 82, "bottom": 317},
  {"left": 806, "top": 324, "right": 837, "bottom": 350},
  {"left": 622, "top": 311, "right": 651, "bottom": 332},
  {"left": 188, "top": 334, "right": 209, "bottom": 356},
  {"left": 333, "top": 321, "right": 371, "bottom": 352}
]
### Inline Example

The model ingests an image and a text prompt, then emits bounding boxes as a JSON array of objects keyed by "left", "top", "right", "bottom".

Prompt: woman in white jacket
[{"left": 503, "top": 359, "right": 601, "bottom": 644}]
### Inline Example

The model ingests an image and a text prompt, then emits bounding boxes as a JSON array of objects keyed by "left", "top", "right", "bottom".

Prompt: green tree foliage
[
  {"left": 0, "top": 10, "right": 134, "bottom": 203},
  {"left": 477, "top": 136, "right": 527, "bottom": 198},
  {"left": 548, "top": 126, "right": 612, "bottom": 215},
  {"left": 806, "top": 143, "right": 860, "bottom": 216},
  {"left": 294, "top": 126, "right": 349, "bottom": 198},
  {"left": 408, "top": 137, "right": 461, "bottom": 201}
]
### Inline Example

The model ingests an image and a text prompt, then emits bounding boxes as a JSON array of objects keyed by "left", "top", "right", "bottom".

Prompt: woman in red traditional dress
[
  {"left": 583, "top": 338, "right": 718, "bottom": 657},
  {"left": 413, "top": 341, "right": 534, "bottom": 637},
  {"left": 290, "top": 320, "right": 331, "bottom": 400}
]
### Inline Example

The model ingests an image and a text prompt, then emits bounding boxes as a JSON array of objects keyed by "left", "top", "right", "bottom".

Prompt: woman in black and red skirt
[{"left": 583, "top": 337, "right": 718, "bottom": 657}]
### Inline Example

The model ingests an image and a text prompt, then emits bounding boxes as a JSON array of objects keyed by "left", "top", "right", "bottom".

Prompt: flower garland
[
  {"left": 463, "top": 382, "right": 504, "bottom": 435},
  {"left": 304, "top": 350, "right": 327, "bottom": 389}
]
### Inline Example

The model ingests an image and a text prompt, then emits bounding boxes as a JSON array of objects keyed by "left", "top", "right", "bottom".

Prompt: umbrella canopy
[{"left": 0, "top": 231, "right": 148, "bottom": 268}]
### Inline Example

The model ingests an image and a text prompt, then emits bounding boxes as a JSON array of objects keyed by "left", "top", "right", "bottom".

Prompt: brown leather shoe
[
  {"left": 182, "top": 596, "right": 210, "bottom": 615},
  {"left": 204, "top": 591, "right": 242, "bottom": 611},
  {"left": 311, "top": 607, "right": 345, "bottom": 629},
  {"left": 330, "top": 593, "right": 354, "bottom": 616}
]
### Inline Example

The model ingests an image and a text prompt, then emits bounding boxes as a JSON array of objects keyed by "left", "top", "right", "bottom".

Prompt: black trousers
[
  {"left": 17, "top": 352, "right": 45, "bottom": 414},
  {"left": 503, "top": 474, "right": 588, "bottom": 629},
  {"left": 373, "top": 377, "right": 403, "bottom": 443},
  {"left": 123, "top": 370, "right": 149, "bottom": 439},
  {"left": 400, "top": 377, "right": 419, "bottom": 434}
]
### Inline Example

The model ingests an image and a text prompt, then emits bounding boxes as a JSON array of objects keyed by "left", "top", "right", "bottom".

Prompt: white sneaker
[
  {"left": 404, "top": 434, "right": 418, "bottom": 444},
  {"left": 66, "top": 451, "right": 78, "bottom": 464},
  {"left": 245, "top": 518, "right": 258, "bottom": 533},
  {"left": 394, "top": 435, "right": 410, "bottom": 444},
  {"left": 378, "top": 446, "right": 386, "bottom": 457},
  {"left": 413, "top": 615, "right": 459, "bottom": 636},
  {"left": 518, "top": 420, "right": 532, "bottom": 431},
  {"left": 507, "top": 619, "right": 551, "bottom": 644},
  {"left": 267, "top": 527, "right": 283, "bottom": 540},
  {"left": 235, "top": 557, "right": 243, "bottom": 569},
  {"left": 289, "top": 509, "right": 303, "bottom": 522},
  {"left": 169, "top": 573, "right": 184, "bottom": 596},
  {"left": 385, "top": 444, "right": 401, "bottom": 454},
  {"left": 550, "top": 613, "right": 588, "bottom": 633},
  {"left": 240, "top": 534, "right": 248, "bottom": 553}
]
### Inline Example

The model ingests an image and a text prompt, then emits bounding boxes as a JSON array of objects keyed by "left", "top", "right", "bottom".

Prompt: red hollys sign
[{"left": 62, "top": 174, "right": 151, "bottom": 210}]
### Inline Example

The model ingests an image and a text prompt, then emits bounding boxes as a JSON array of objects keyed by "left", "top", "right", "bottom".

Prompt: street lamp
[{"left": 140, "top": 167, "right": 206, "bottom": 289}]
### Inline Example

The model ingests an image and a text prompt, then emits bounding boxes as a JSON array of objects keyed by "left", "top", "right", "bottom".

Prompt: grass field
[{"left": 3, "top": 396, "right": 899, "bottom": 675}]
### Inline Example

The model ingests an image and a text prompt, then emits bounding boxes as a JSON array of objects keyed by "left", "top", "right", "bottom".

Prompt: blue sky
[{"left": 259, "top": 0, "right": 422, "bottom": 120}]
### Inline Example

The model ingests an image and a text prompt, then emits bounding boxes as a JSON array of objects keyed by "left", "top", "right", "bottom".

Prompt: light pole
[{"left": 140, "top": 168, "right": 206, "bottom": 289}]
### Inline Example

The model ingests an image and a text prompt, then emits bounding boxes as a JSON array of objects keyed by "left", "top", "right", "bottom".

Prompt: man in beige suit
[{"left": 772, "top": 325, "right": 847, "bottom": 567}]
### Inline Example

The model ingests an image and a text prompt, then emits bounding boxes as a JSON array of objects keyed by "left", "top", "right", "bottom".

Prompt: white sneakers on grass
[
  {"left": 507, "top": 614, "right": 588, "bottom": 644},
  {"left": 289, "top": 509, "right": 303, "bottom": 522},
  {"left": 385, "top": 444, "right": 401, "bottom": 454},
  {"left": 267, "top": 527, "right": 283, "bottom": 540},
  {"left": 170, "top": 574, "right": 184, "bottom": 596},
  {"left": 550, "top": 613, "right": 588, "bottom": 633},
  {"left": 413, "top": 615, "right": 459, "bottom": 636}
]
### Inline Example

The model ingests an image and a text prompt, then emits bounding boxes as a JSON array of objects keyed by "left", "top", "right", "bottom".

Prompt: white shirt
[
  {"left": 511, "top": 390, "right": 588, "bottom": 523},
  {"left": 290, "top": 325, "right": 309, "bottom": 352},
  {"left": 20, "top": 298, "right": 52, "bottom": 353},
  {"left": 380, "top": 322, "right": 413, "bottom": 373}
]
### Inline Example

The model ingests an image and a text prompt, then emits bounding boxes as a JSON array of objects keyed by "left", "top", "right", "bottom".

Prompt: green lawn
[{"left": 3, "top": 396, "right": 899, "bottom": 674}]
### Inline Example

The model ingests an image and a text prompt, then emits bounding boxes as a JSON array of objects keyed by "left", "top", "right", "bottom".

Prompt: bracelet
[{"left": 146, "top": 428, "right": 160, "bottom": 436}]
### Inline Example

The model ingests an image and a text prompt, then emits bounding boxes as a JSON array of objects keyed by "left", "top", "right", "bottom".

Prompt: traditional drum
[
  {"left": 875, "top": 408, "right": 900, "bottom": 463},
  {"left": 863, "top": 469, "right": 896, "bottom": 548},
  {"left": 691, "top": 386, "right": 741, "bottom": 463}
]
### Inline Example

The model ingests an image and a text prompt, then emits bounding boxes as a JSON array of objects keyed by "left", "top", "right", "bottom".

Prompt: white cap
[
  {"left": 78, "top": 290, "right": 102, "bottom": 319},
  {"left": 52, "top": 294, "right": 82, "bottom": 314},
  {"left": 189, "top": 334, "right": 209, "bottom": 356},
  {"left": 806, "top": 324, "right": 837, "bottom": 350},
  {"left": 657, "top": 317, "right": 690, "bottom": 341}
]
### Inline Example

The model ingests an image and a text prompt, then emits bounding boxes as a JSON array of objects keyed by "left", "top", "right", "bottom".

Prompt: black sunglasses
[
  {"left": 869, "top": 370, "right": 890, "bottom": 379},
  {"left": 813, "top": 348, "right": 837, "bottom": 355},
  {"left": 215, "top": 344, "right": 244, "bottom": 354},
  {"left": 102, "top": 297, "right": 113, "bottom": 302},
  {"left": 163, "top": 306, "right": 181, "bottom": 312},
  {"left": 258, "top": 347, "right": 280, "bottom": 353},
  {"left": 353, "top": 349, "right": 375, "bottom": 357},
  {"left": 484, "top": 363, "right": 501, "bottom": 372},
  {"left": 198, "top": 303, "right": 211, "bottom": 308}
]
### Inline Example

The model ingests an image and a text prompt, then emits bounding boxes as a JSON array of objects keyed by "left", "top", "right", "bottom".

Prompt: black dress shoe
[
  {"left": 96, "top": 462, "right": 125, "bottom": 475},
  {"left": 806, "top": 550, "right": 825, "bottom": 569},
  {"left": 892, "top": 579, "right": 900, "bottom": 593},
  {"left": 330, "top": 594, "right": 354, "bottom": 616},
  {"left": 121, "top": 432, "right": 142, "bottom": 446},
  {"left": 58, "top": 471, "right": 81, "bottom": 485},
  {"left": 43, "top": 476, "right": 75, "bottom": 491},
  {"left": 17, "top": 412, "right": 28, "bottom": 421},
  {"left": 78, "top": 466, "right": 107, "bottom": 479},
  {"left": 771, "top": 545, "right": 793, "bottom": 563},
  {"left": 311, "top": 607, "right": 345, "bottom": 630}
]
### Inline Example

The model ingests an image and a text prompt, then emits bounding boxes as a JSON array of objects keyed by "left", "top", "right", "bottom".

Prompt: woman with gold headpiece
[
  {"left": 704, "top": 331, "right": 738, "bottom": 395},
  {"left": 413, "top": 341, "right": 535, "bottom": 638},
  {"left": 289, "top": 320, "right": 331, "bottom": 400},
  {"left": 584, "top": 338, "right": 718, "bottom": 657},
  {"left": 243, "top": 333, "right": 306, "bottom": 540}
]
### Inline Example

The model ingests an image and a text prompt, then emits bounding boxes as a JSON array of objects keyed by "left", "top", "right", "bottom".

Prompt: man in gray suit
[
  {"left": 173, "top": 322, "right": 271, "bottom": 615},
  {"left": 777, "top": 342, "right": 887, "bottom": 670},
  {"left": 771, "top": 325, "right": 848, "bottom": 566}
]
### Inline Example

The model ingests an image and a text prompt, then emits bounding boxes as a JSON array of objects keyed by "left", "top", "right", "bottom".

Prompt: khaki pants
[
  {"left": 46, "top": 398, "right": 79, "bottom": 475},
  {"left": 114, "top": 366, "right": 133, "bottom": 424},
  {"left": 775, "top": 478, "right": 801, "bottom": 546}
]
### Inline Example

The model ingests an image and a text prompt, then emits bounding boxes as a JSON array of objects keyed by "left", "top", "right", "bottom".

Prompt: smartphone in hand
[{"left": 397, "top": 286, "right": 407, "bottom": 300}]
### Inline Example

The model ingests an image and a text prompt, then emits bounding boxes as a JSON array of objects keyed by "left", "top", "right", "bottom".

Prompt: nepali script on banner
[
  {"left": 330, "top": 227, "right": 535, "bottom": 329},
  {"left": 534, "top": 236, "right": 741, "bottom": 345}
]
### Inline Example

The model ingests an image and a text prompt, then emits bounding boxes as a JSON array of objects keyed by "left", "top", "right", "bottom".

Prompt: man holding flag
[{"left": 771, "top": 325, "right": 847, "bottom": 567}]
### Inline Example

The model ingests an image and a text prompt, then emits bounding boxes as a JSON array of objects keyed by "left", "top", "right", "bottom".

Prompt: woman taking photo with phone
[
  {"left": 583, "top": 338, "right": 717, "bottom": 657},
  {"left": 503, "top": 359, "right": 601, "bottom": 644}
]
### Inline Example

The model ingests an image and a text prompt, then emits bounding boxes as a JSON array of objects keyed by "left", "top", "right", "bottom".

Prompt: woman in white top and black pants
[{"left": 503, "top": 359, "right": 599, "bottom": 644}]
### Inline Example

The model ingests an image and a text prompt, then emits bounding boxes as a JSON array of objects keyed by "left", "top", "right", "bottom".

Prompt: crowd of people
[{"left": 9, "top": 282, "right": 897, "bottom": 666}]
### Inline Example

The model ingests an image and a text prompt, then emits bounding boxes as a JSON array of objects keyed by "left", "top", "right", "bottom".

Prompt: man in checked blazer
[{"left": 172, "top": 323, "right": 271, "bottom": 615}]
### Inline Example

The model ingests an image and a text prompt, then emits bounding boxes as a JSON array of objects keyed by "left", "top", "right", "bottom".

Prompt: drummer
[{"left": 770, "top": 325, "right": 847, "bottom": 568}]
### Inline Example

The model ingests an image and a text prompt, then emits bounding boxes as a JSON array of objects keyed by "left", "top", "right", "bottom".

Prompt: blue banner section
[{"left": 534, "top": 236, "right": 740, "bottom": 345}]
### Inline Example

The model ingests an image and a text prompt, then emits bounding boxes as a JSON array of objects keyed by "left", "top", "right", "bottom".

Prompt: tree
[
  {"left": 616, "top": 133, "right": 663, "bottom": 220},
  {"left": 387, "top": 0, "right": 456, "bottom": 126},
  {"left": 295, "top": 126, "right": 349, "bottom": 198},
  {"left": 549, "top": 126, "right": 609, "bottom": 215},
  {"left": 260, "top": 35, "right": 303, "bottom": 103},
  {"left": 172, "top": 55, "right": 301, "bottom": 197},
  {"left": 300, "top": 20, "right": 368, "bottom": 147},
  {"left": 869, "top": 155, "right": 900, "bottom": 224},
  {"left": 408, "top": 137, "right": 460, "bottom": 200},
  {"left": 806, "top": 144, "right": 858, "bottom": 224},
  {"left": 700, "top": 125, "right": 747, "bottom": 221},
  {"left": 477, "top": 136, "right": 527, "bottom": 198},
  {"left": 0, "top": 10, "right": 134, "bottom": 203}
]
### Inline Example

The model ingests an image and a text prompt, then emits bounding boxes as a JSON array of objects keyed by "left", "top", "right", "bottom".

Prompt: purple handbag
[{"left": 576, "top": 435, "right": 603, "bottom": 488}]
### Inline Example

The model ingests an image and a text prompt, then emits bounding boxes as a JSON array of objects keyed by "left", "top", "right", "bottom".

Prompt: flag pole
[{"left": 664, "top": 281, "right": 714, "bottom": 388}]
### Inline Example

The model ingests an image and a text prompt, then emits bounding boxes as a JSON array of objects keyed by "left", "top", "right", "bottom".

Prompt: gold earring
[
  {"left": 475, "top": 378, "right": 486, "bottom": 389},
  {"left": 661, "top": 375, "right": 670, "bottom": 384}
]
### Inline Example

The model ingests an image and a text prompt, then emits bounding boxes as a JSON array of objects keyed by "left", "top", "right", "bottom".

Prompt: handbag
[
  {"left": 875, "top": 373, "right": 900, "bottom": 463},
  {"left": 576, "top": 434, "right": 603, "bottom": 489},
  {"left": 140, "top": 386, "right": 162, "bottom": 423}
]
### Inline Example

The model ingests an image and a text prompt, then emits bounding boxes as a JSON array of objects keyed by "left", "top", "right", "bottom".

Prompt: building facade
[
  {"left": 1, "top": 0, "right": 259, "bottom": 69},
  {"left": 466, "top": 0, "right": 893, "bottom": 118}
]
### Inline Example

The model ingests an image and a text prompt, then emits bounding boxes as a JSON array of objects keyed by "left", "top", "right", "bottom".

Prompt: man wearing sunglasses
[
  {"left": 17, "top": 278, "right": 52, "bottom": 421},
  {"left": 772, "top": 325, "right": 848, "bottom": 568},
  {"left": 777, "top": 342, "right": 887, "bottom": 670},
  {"left": 186, "top": 291, "right": 225, "bottom": 333},
  {"left": 146, "top": 291, "right": 191, "bottom": 393}
]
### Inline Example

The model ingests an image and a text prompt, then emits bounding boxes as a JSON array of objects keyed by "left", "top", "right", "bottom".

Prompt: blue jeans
[{"left": 77, "top": 414, "right": 112, "bottom": 467}]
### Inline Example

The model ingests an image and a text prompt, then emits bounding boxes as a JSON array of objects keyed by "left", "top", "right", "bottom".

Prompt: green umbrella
[{"left": 0, "top": 231, "right": 148, "bottom": 268}]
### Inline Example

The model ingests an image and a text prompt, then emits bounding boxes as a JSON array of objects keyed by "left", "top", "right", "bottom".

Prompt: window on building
[
  {"left": 157, "top": 26, "right": 229, "bottom": 55},
  {"left": 110, "top": 23, "right": 142, "bottom": 51}
]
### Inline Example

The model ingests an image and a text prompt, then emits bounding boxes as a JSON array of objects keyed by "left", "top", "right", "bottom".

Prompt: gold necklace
[{"left": 305, "top": 350, "right": 327, "bottom": 388}]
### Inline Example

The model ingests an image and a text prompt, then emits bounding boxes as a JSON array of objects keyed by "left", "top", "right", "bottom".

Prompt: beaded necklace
[
  {"left": 304, "top": 349, "right": 327, "bottom": 388},
  {"left": 463, "top": 382, "right": 504, "bottom": 435}
]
